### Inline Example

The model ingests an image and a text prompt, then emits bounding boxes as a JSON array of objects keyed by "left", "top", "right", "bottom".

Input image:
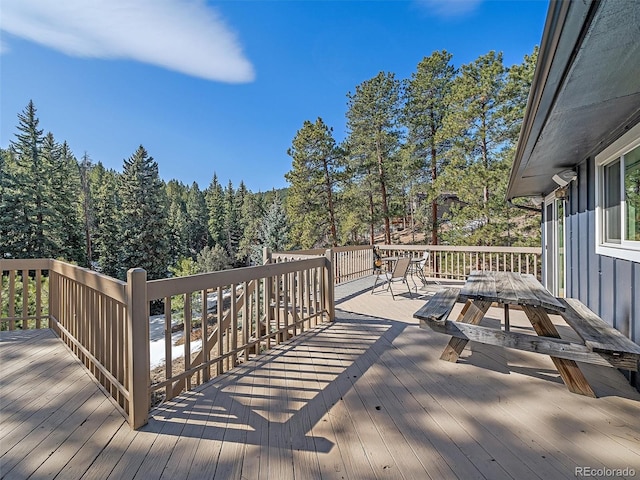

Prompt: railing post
[
  {"left": 262, "top": 247, "right": 275, "bottom": 322},
  {"left": 324, "top": 249, "right": 335, "bottom": 321},
  {"left": 48, "top": 261, "right": 59, "bottom": 335},
  {"left": 263, "top": 247, "right": 272, "bottom": 265},
  {"left": 126, "top": 268, "right": 149, "bottom": 429}
]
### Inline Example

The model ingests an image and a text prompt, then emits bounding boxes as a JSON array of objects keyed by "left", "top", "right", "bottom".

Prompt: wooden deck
[{"left": 2, "top": 277, "right": 640, "bottom": 479}]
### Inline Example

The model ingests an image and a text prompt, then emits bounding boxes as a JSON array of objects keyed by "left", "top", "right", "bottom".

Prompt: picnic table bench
[{"left": 414, "top": 271, "right": 640, "bottom": 397}]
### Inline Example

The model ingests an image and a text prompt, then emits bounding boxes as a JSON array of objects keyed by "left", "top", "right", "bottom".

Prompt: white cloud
[
  {"left": 0, "top": 0, "right": 255, "bottom": 83},
  {"left": 415, "top": 0, "right": 483, "bottom": 17}
]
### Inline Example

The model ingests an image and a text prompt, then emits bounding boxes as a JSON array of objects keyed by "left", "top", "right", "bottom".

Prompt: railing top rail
[
  {"left": 147, "top": 256, "right": 327, "bottom": 300},
  {"left": 273, "top": 245, "right": 373, "bottom": 257},
  {"left": 333, "top": 245, "right": 373, "bottom": 253},
  {"left": 376, "top": 244, "right": 541, "bottom": 254},
  {"left": 50, "top": 260, "right": 127, "bottom": 304},
  {"left": 0, "top": 258, "right": 52, "bottom": 270},
  {"left": 273, "top": 248, "right": 326, "bottom": 256},
  {"left": 272, "top": 253, "right": 322, "bottom": 260}
]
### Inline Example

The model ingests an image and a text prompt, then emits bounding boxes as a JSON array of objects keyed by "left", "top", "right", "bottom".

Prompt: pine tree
[
  {"left": 338, "top": 139, "right": 381, "bottom": 244},
  {"left": 119, "top": 146, "right": 170, "bottom": 280},
  {"left": 502, "top": 46, "right": 539, "bottom": 143},
  {"left": 438, "top": 51, "right": 508, "bottom": 244},
  {"left": 0, "top": 148, "right": 22, "bottom": 257},
  {"left": 196, "top": 245, "right": 231, "bottom": 272},
  {"left": 285, "top": 117, "right": 342, "bottom": 248},
  {"left": 222, "top": 180, "right": 243, "bottom": 264},
  {"left": 167, "top": 199, "right": 189, "bottom": 263},
  {"left": 437, "top": 49, "right": 539, "bottom": 246},
  {"left": 8, "top": 100, "right": 54, "bottom": 258},
  {"left": 404, "top": 51, "right": 456, "bottom": 244},
  {"left": 185, "top": 182, "right": 209, "bottom": 255},
  {"left": 205, "top": 174, "right": 225, "bottom": 247},
  {"left": 232, "top": 181, "right": 250, "bottom": 265},
  {"left": 238, "top": 190, "right": 265, "bottom": 265},
  {"left": 91, "top": 164, "right": 122, "bottom": 277},
  {"left": 337, "top": 172, "right": 372, "bottom": 245},
  {"left": 78, "top": 153, "right": 94, "bottom": 266},
  {"left": 47, "top": 139, "right": 85, "bottom": 263},
  {"left": 252, "top": 193, "right": 289, "bottom": 264},
  {"left": 346, "top": 72, "right": 403, "bottom": 244}
]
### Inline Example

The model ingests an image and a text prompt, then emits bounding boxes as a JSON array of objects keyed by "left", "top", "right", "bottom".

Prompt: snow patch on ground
[{"left": 147, "top": 288, "right": 236, "bottom": 369}]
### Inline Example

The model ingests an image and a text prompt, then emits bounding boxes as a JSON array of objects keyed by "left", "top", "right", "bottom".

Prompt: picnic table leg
[
  {"left": 504, "top": 304, "right": 510, "bottom": 332},
  {"left": 440, "top": 300, "right": 492, "bottom": 362},
  {"left": 521, "top": 305, "right": 596, "bottom": 397}
]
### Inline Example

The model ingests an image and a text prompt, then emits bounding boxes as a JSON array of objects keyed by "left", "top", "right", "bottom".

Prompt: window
[
  {"left": 603, "top": 160, "right": 621, "bottom": 243},
  {"left": 625, "top": 146, "right": 640, "bottom": 241},
  {"left": 596, "top": 123, "right": 640, "bottom": 262}
]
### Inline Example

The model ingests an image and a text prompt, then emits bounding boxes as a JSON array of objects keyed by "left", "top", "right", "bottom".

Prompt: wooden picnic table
[{"left": 415, "top": 271, "right": 640, "bottom": 397}]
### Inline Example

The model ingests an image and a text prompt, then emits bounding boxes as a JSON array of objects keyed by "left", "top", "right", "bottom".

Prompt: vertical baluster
[
  {"left": 202, "top": 289, "right": 210, "bottom": 382},
  {"left": 217, "top": 286, "right": 223, "bottom": 375},
  {"left": 304, "top": 268, "right": 311, "bottom": 332},
  {"left": 118, "top": 298, "right": 127, "bottom": 412},
  {"left": 449, "top": 252, "right": 453, "bottom": 279},
  {"left": 292, "top": 270, "right": 300, "bottom": 336},
  {"left": 243, "top": 281, "right": 250, "bottom": 361},
  {"left": 184, "top": 293, "right": 192, "bottom": 390},
  {"left": 164, "top": 296, "right": 173, "bottom": 400},
  {"left": 230, "top": 284, "right": 237, "bottom": 368},
  {"left": 21, "top": 269, "right": 28, "bottom": 329},
  {"left": 275, "top": 274, "right": 282, "bottom": 342},
  {"left": 8, "top": 270, "right": 15, "bottom": 330},
  {"left": 90, "top": 287, "right": 96, "bottom": 380},
  {"left": 0, "top": 270, "right": 3, "bottom": 328},
  {"left": 225, "top": 286, "right": 231, "bottom": 372},
  {"left": 283, "top": 272, "right": 290, "bottom": 340},
  {"left": 35, "top": 269, "right": 42, "bottom": 328}
]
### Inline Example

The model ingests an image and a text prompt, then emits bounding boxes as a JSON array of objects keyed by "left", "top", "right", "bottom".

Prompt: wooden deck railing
[
  {"left": 376, "top": 244, "right": 541, "bottom": 280},
  {"left": 273, "top": 245, "right": 373, "bottom": 284},
  {"left": 1, "top": 259, "right": 136, "bottom": 424},
  {"left": 1, "top": 244, "right": 537, "bottom": 428},
  {"left": 275, "top": 244, "right": 542, "bottom": 282},
  {"left": 1, "top": 254, "right": 334, "bottom": 429},
  {"left": 1, "top": 258, "right": 49, "bottom": 330},
  {"left": 146, "top": 253, "right": 333, "bottom": 408}
]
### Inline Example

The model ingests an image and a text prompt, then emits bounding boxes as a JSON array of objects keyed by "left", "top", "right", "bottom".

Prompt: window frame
[{"left": 595, "top": 122, "right": 640, "bottom": 263}]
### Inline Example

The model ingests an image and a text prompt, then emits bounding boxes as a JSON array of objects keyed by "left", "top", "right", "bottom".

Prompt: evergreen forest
[
  {"left": 286, "top": 48, "right": 541, "bottom": 249},
  {"left": 1, "top": 47, "right": 541, "bottom": 280}
]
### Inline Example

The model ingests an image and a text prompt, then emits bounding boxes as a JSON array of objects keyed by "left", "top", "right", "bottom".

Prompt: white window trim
[{"left": 595, "top": 122, "right": 640, "bottom": 263}]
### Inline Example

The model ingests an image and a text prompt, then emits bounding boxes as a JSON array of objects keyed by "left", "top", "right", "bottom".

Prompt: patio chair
[
  {"left": 415, "top": 251, "right": 440, "bottom": 286},
  {"left": 371, "top": 256, "right": 413, "bottom": 300}
]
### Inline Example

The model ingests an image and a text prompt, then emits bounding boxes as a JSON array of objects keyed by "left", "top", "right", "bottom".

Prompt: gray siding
[{"left": 566, "top": 158, "right": 640, "bottom": 389}]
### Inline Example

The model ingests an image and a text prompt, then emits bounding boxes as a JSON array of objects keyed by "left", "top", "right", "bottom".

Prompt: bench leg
[
  {"left": 504, "top": 304, "right": 510, "bottom": 332},
  {"left": 440, "top": 300, "right": 492, "bottom": 362},
  {"left": 522, "top": 305, "right": 596, "bottom": 397}
]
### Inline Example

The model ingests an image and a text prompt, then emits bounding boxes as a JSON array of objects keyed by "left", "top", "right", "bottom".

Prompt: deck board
[{"left": 1, "top": 277, "right": 640, "bottom": 479}]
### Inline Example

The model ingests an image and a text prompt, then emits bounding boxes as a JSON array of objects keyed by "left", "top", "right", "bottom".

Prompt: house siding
[{"left": 566, "top": 158, "right": 640, "bottom": 389}]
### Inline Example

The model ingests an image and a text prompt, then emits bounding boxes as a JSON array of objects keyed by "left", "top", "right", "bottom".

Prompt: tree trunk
[
  {"left": 482, "top": 109, "right": 490, "bottom": 224},
  {"left": 430, "top": 140, "right": 438, "bottom": 245},
  {"left": 369, "top": 191, "right": 375, "bottom": 245},
  {"left": 376, "top": 139, "right": 391, "bottom": 244},
  {"left": 322, "top": 159, "right": 338, "bottom": 247}
]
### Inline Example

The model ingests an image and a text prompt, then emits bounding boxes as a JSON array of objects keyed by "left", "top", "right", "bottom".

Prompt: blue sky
[{"left": 1, "top": 0, "right": 548, "bottom": 193}]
